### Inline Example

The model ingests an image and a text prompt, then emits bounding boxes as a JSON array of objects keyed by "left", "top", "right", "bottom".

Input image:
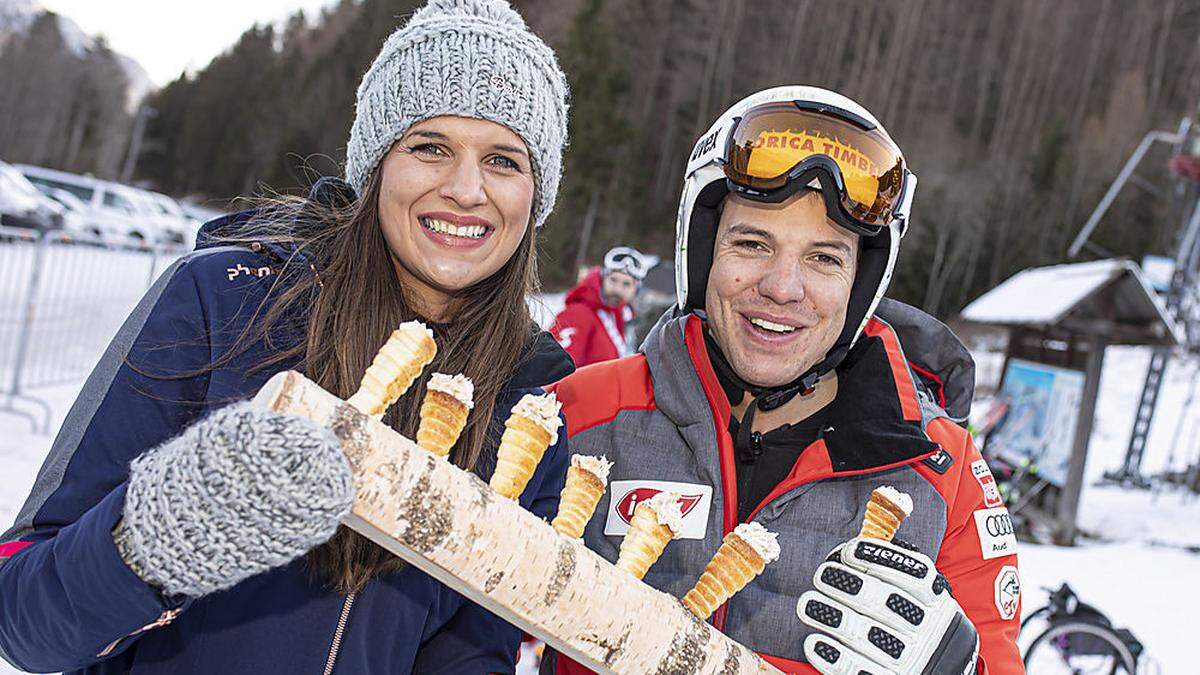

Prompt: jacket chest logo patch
[
  {"left": 605, "top": 480, "right": 713, "bottom": 540},
  {"left": 971, "top": 459, "right": 1004, "bottom": 508}
]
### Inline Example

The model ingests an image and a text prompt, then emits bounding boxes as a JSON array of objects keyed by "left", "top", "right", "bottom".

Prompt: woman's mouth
[{"left": 418, "top": 215, "right": 494, "bottom": 249}]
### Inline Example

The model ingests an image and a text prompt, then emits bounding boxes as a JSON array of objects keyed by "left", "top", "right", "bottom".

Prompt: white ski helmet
[{"left": 675, "top": 85, "right": 917, "bottom": 396}]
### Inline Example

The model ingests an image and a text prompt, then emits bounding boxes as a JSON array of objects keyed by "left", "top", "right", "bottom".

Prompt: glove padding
[
  {"left": 114, "top": 402, "right": 354, "bottom": 598},
  {"left": 797, "top": 537, "right": 979, "bottom": 675}
]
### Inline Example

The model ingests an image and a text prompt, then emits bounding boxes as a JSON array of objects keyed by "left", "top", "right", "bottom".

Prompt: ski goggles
[
  {"left": 723, "top": 101, "right": 914, "bottom": 236},
  {"left": 603, "top": 246, "right": 651, "bottom": 281}
]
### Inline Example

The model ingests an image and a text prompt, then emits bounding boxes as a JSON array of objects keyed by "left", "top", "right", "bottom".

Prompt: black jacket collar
[
  {"left": 507, "top": 329, "right": 575, "bottom": 391},
  {"left": 809, "top": 331, "right": 939, "bottom": 473}
]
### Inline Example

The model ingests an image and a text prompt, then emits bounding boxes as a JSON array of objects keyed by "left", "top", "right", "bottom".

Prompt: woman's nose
[{"left": 439, "top": 158, "right": 487, "bottom": 208}]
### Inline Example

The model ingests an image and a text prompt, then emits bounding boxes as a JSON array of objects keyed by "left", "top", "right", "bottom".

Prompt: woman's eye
[
  {"left": 488, "top": 155, "right": 520, "bottom": 171},
  {"left": 409, "top": 143, "right": 445, "bottom": 157}
]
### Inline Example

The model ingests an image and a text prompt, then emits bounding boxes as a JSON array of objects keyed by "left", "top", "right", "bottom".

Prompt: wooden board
[{"left": 251, "top": 370, "right": 782, "bottom": 675}]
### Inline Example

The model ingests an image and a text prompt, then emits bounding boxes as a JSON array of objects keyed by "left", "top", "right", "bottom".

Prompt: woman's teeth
[
  {"left": 749, "top": 317, "right": 797, "bottom": 333},
  {"left": 421, "top": 218, "right": 488, "bottom": 239}
]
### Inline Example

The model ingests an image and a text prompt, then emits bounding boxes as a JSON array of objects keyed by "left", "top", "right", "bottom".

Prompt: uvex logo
[{"left": 615, "top": 488, "right": 703, "bottom": 525}]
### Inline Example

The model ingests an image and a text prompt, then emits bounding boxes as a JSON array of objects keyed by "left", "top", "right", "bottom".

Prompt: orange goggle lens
[{"left": 725, "top": 102, "right": 907, "bottom": 227}]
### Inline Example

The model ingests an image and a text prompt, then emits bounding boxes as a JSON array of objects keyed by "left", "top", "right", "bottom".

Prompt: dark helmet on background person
[{"left": 674, "top": 85, "right": 917, "bottom": 409}]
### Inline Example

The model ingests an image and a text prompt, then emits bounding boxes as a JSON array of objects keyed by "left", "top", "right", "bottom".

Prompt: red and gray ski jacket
[{"left": 548, "top": 300, "right": 1022, "bottom": 674}]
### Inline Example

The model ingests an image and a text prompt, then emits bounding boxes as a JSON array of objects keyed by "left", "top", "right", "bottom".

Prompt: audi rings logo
[
  {"left": 974, "top": 507, "right": 1018, "bottom": 560},
  {"left": 985, "top": 513, "right": 1013, "bottom": 537}
]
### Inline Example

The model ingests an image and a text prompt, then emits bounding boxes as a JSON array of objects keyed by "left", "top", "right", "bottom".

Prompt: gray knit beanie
[{"left": 345, "top": 0, "right": 570, "bottom": 229}]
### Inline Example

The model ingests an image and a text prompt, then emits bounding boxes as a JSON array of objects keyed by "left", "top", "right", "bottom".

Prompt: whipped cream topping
[
  {"left": 427, "top": 373, "right": 474, "bottom": 409},
  {"left": 733, "top": 522, "right": 781, "bottom": 564},
  {"left": 571, "top": 454, "right": 613, "bottom": 485},
  {"left": 396, "top": 320, "right": 435, "bottom": 341},
  {"left": 511, "top": 392, "right": 563, "bottom": 444},
  {"left": 643, "top": 491, "right": 685, "bottom": 537},
  {"left": 875, "top": 485, "right": 914, "bottom": 516}
]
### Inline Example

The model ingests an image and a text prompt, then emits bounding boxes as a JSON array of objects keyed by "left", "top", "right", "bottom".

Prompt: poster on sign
[{"left": 985, "top": 358, "right": 1084, "bottom": 486}]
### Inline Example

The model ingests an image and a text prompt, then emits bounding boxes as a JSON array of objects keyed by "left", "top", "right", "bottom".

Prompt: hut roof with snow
[{"left": 960, "top": 259, "right": 1183, "bottom": 345}]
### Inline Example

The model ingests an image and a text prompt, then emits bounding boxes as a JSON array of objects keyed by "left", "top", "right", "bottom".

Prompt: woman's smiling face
[{"left": 378, "top": 116, "right": 534, "bottom": 319}]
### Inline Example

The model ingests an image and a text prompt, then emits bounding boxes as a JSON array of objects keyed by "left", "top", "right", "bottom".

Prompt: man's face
[
  {"left": 704, "top": 191, "right": 859, "bottom": 388},
  {"left": 602, "top": 271, "right": 639, "bottom": 306}
]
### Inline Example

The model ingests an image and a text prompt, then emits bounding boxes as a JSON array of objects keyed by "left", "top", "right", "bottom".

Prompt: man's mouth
[
  {"left": 747, "top": 316, "right": 798, "bottom": 334},
  {"left": 419, "top": 216, "right": 490, "bottom": 240}
]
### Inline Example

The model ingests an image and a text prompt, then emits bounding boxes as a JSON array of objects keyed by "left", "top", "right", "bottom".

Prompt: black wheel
[{"left": 1024, "top": 620, "right": 1137, "bottom": 674}]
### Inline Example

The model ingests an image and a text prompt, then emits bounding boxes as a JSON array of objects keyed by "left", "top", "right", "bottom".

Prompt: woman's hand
[{"left": 113, "top": 402, "right": 354, "bottom": 598}]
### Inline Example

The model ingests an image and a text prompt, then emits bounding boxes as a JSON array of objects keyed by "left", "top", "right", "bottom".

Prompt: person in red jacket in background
[{"left": 550, "top": 246, "right": 654, "bottom": 367}]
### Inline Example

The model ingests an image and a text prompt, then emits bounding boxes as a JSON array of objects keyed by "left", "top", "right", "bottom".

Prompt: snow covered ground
[{"left": 1, "top": 287, "right": 1198, "bottom": 673}]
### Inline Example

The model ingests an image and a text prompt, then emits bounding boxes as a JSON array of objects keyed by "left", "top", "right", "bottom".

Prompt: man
[
  {"left": 547, "top": 86, "right": 1021, "bottom": 674},
  {"left": 550, "top": 246, "right": 653, "bottom": 367}
]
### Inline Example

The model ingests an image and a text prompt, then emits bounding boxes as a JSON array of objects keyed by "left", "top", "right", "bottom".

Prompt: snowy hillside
[{"left": 0, "top": 0, "right": 155, "bottom": 109}]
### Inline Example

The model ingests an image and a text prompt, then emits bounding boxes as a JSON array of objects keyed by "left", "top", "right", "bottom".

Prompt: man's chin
[
  {"left": 733, "top": 366, "right": 806, "bottom": 390},
  {"left": 729, "top": 354, "right": 815, "bottom": 390}
]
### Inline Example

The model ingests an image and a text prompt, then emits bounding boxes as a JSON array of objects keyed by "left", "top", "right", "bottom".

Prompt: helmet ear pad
[{"left": 685, "top": 181, "right": 732, "bottom": 311}]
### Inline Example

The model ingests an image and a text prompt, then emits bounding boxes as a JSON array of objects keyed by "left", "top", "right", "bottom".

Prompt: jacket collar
[
  {"left": 508, "top": 329, "right": 576, "bottom": 391},
  {"left": 194, "top": 176, "right": 358, "bottom": 265},
  {"left": 642, "top": 308, "right": 940, "bottom": 475}
]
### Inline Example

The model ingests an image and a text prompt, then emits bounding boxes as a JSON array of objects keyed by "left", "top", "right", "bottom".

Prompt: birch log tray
[{"left": 251, "top": 370, "right": 782, "bottom": 675}]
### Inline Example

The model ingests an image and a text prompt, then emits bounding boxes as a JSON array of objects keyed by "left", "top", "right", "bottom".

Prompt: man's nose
[
  {"left": 439, "top": 158, "right": 488, "bottom": 208},
  {"left": 756, "top": 257, "right": 807, "bottom": 306}
]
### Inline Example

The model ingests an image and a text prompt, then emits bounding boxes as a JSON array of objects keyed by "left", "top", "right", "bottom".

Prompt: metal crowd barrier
[{"left": 0, "top": 226, "right": 186, "bottom": 432}]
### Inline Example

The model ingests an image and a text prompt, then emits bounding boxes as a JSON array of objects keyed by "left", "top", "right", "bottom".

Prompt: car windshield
[{"left": 26, "top": 175, "right": 94, "bottom": 203}]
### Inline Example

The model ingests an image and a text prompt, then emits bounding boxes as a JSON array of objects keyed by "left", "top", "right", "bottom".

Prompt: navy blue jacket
[{"left": 0, "top": 205, "right": 574, "bottom": 674}]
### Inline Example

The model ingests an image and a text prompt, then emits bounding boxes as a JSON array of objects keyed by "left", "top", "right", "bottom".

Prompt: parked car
[
  {"left": 15, "top": 164, "right": 162, "bottom": 243},
  {"left": 149, "top": 191, "right": 201, "bottom": 248},
  {"left": 128, "top": 188, "right": 197, "bottom": 247},
  {"left": 36, "top": 186, "right": 104, "bottom": 239},
  {"left": 0, "top": 161, "right": 63, "bottom": 231}
]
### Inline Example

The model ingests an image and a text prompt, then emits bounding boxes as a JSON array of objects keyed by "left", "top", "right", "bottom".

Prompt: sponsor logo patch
[
  {"left": 922, "top": 447, "right": 954, "bottom": 474},
  {"left": 971, "top": 459, "right": 1004, "bottom": 508},
  {"left": 605, "top": 480, "right": 712, "bottom": 540},
  {"left": 973, "top": 507, "right": 1018, "bottom": 560},
  {"left": 994, "top": 565, "right": 1020, "bottom": 620}
]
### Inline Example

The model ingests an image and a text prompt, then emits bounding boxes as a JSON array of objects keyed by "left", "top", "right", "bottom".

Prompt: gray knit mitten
[{"left": 114, "top": 402, "right": 354, "bottom": 598}]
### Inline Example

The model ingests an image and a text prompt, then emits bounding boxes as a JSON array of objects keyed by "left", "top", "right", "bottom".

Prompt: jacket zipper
[
  {"left": 97, "top": 607, "right": 182, "bottom": 658},
  {"left": 322, "top": 592, "right": 356, "bottom": 675}
]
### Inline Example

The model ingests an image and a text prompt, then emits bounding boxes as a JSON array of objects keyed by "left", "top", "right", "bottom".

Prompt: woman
[{"left": 0, "top": 1, "right": 571, "bottom": 673}]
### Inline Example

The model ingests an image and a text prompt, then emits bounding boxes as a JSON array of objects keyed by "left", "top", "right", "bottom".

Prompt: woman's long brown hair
[{"left": 220, "top": 167, "right": 540, "bottom": 593}]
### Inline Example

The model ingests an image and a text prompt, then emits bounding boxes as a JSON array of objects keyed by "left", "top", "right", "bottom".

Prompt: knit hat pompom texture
[{"left": 345, "top": 0, "right": 569, "bottom": 229}]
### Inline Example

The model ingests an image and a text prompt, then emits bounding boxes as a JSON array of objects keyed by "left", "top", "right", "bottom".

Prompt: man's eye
[
  {"left": 814, "top": 253, "right": 843, "bottom": 267},
  {"left": 736, "top": 240, "right": 766, "bottom": 251}
]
